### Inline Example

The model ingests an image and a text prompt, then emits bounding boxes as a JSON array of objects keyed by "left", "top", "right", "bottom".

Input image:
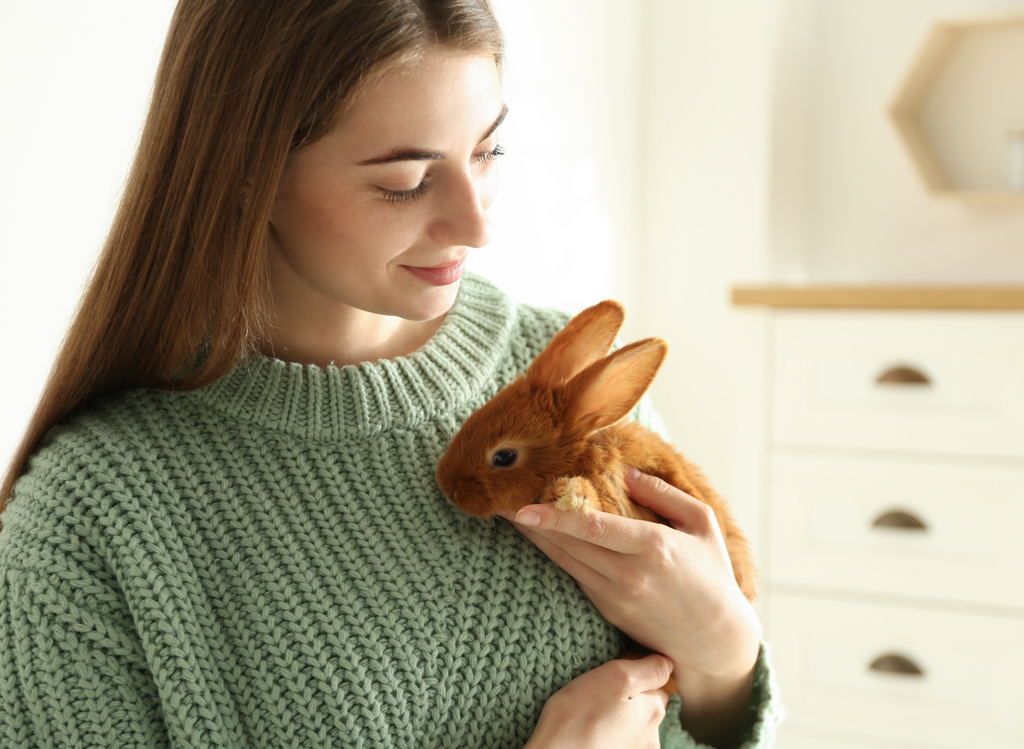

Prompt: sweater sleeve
[
  {"left": 659, "top": 642, "right": 782, "bottom": 749},
  {"left": 0, "top": 562, "right": 171, "bottom": 749}
]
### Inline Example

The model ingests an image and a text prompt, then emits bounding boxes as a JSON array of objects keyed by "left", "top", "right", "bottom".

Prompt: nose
[{"left": 429, "top": 170, "right": 494, "bottom": 249}]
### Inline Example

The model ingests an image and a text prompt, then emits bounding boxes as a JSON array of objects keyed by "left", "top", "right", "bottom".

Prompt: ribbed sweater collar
[{"left": 191, "top": 274, "right": 517, "bottom": 442}]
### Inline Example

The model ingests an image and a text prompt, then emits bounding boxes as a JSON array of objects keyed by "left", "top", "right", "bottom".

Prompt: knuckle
[
  {"left": 694, "top": 501, "right": 718, "bottom": 530},
  {"left": 607, "top": 660, "right": 638, "bottom": 695},
  {"left": 634, "top": 574, "right": 658, "bottom": 605},
  {"left": 652, "top": 699, "right": 667, "bottom": 723},
  {"left": 579, "top": 511, "right": 608, "bottom": 542},
  {"left": 646, "top": 474, "right": 674, "bottom": 496},
  {"left": 646, "top": 532, "right": 674, "bottom": 567},
  {"left": 619, "top": 568, "right": 653, "bottom": 602}
]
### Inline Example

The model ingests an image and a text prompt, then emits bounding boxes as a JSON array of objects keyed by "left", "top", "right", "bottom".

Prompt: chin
[{"left": 401, "top": 280, "right": 461, "bottom": 321}]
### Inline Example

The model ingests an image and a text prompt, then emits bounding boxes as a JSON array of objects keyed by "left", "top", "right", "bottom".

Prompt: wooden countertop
[{"left": 731, "top": 285, "right": 1024, "bottom": 310}]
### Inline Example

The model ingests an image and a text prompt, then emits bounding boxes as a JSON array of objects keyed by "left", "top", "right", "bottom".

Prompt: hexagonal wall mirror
[{"left": 890, "top": 14, "right": 1024, "bottom": 204}]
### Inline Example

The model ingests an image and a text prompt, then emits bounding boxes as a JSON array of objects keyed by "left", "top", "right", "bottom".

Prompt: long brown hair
[{"left": 1, "top": 0, "right": 503, "bottom": 510}]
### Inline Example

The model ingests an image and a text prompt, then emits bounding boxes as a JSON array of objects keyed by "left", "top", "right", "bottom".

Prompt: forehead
[{"left": 331, "top": 50, "right": 502, "bottom": 151}]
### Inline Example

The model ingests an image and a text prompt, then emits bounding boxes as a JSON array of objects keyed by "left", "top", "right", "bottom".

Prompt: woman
[{"left": 0, "top": 1, "right": 780, "bottom": 747}]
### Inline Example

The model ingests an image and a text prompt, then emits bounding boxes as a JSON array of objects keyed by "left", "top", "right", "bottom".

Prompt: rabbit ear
[
  {"left": 527, "top": 301, "right": 626, "bottom": 389},
  {"left": 563, "top": 338, "right": 668, "bottom": 435}
]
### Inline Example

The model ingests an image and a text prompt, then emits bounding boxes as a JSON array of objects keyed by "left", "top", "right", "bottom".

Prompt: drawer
[
  {"left": 772, "top": 311, "right": 1024, "bottom": 457},
  {"left": 769, "top": 454, "right": 1024, "bottom": 608},
  {"left": 768, "top": 593, "right": 1024, "bottom": 748}
]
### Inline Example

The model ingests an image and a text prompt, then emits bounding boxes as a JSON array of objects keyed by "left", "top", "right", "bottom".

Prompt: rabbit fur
[{"left": 435, "top": 299, "right": 757, "bottom": 603}]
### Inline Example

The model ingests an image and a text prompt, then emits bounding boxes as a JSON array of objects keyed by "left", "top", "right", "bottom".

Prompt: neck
[{"left": 262, "top": 307, "right": 446, "bottom": 368}]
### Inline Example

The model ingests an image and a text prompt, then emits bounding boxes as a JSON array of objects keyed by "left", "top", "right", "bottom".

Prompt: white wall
[
  {"left": 633, "top": 1, "right": 778, "bottom": 559},
  {"left": 0, "top": 1, "right": 179, "bottom": 474},
  {"left": 483, "top": 0, "right": 645, "bottom": 321},
  {"left": 769, "top": 0, "right": 1024, "bottom": 284}
]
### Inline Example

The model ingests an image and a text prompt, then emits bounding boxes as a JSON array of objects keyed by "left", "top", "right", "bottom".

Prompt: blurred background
[{"left": 3, "top": 1, "right": 1024, "bottom": 745}]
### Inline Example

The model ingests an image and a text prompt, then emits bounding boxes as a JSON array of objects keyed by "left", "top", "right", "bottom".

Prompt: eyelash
[
  {"left": 381, "top": 181, "right": 430, "bottom": 205},
  {"left": 379, "top": 143, "right": 505, "bottom": 204},
  {"left": 479, "top": 143, "right": 505, "bottom": 165}
]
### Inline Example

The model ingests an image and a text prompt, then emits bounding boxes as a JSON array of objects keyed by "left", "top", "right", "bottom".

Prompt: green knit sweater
[{"left": 0, "top": 273, "right": 780, "bottom": 748}]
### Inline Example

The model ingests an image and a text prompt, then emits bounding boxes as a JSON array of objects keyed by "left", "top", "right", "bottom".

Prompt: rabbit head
[{"left": 436, "top": 300, "right": 667, "bottom": 518}]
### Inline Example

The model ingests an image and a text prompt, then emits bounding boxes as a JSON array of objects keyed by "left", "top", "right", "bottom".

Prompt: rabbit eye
[{"left": 492, "top": 448, "right": 518, "bottom": 468}]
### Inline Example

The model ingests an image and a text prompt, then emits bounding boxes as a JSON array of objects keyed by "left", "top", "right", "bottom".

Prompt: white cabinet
[
  {"left": 763, "top": 309, "right": 1024, "bottom": 748},
  {"left": 770, "top": 595, "right": 1024, "bottom": 748},
  {"left": 770, "top": 454, "right": 1024, "bottom": 609},
  {"left": 772, "top": 311, "right": 1024, "bottom": 457}
]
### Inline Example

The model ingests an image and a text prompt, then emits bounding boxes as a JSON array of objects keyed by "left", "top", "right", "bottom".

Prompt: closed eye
[
  {"left": 378, "top": 180, "right": 430, "bottom": 204},
  {"left": 378, "top": 144, "right": 503, "bottom": 205}
]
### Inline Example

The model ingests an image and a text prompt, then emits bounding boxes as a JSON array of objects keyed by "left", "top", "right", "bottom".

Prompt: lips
[{"left": 402, "top": 257, "right": 468, "bottom": 286}]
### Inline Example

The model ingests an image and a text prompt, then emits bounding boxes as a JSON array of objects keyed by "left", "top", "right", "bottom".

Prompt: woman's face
[{"left": 269, "top": 48, "right": 505, "bottom": 325}]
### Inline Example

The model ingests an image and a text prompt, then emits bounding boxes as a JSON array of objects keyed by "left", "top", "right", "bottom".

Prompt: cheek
[
  {"left": 272, "top": 180, "right": 330, "bottom": 249},
  {"left": 273, "top": 186, "right": 376, "bottom": 272},
  {"left": 290, "top": 185, "right": 356, "bottom": 244},
  {"left": 272, "top": 175, "right": 429, "bottom": 276}
]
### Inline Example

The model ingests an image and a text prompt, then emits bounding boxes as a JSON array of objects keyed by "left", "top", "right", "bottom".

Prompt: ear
[
  {"left": 563, "top": 338, "right": 667, "bottom": 435},
  {"left": 527, "top": 300, "right": 626, "bottom": 389}
]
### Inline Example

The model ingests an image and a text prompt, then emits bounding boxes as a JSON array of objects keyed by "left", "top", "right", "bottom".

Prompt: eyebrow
[{"left": 357, "top": 104, "right": 509, "bottom": 166}]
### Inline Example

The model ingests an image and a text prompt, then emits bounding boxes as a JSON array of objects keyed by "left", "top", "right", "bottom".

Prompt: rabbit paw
[{"left": 544, "top": 476, "right": 596, "bottom": 515}]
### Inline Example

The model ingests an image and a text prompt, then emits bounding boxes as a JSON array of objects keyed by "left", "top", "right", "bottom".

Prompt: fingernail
[
  {"left": 625, "top": 465, "right": 641, "bottom": 481},
  {"left": 515, "top": 510, "right": 541, "bottom": 527}
]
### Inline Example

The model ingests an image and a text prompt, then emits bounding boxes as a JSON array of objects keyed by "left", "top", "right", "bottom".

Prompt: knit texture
[{"left": 0, "top": 273, "right": 781, "bottom": 748}]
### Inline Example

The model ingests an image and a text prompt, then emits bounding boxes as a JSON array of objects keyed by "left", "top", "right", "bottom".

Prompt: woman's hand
[
  {"left": 525, "top": 655, "right": 673, "bottom": 749},
  {"left": 505, "top": 468, "right": 761, "bottom": 746}
]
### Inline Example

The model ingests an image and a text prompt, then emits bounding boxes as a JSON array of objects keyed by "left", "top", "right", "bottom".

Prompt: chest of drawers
[{"left": 760, "top": 309, "right": 1024, "bottom": 748}]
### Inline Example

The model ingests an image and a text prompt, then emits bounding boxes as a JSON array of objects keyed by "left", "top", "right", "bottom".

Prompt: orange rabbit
[{"left": 436, "top": 299, "right": 757, "bottom": 603}]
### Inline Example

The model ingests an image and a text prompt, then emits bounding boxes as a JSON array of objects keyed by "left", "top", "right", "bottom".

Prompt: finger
[
  {"left": 512, "top": 502, "right": 654, "bottom": 555},
  {"left": 625, "top": 467, "right": 719, "bottom": 536},
  {"left": 646, "top": 688, "right": 671, "bottom": 735},
  {"left": 621, "top": 654, "right": 675, "bottom": 696},
  {"left": 650, "top": 687, "right": 671, "bottom": 705},
  {"left": 513, "top": 518, "right": 627, "bottom": 577},
  {"left": 510, "top": 520, "right": 613, "bottom": 589}
]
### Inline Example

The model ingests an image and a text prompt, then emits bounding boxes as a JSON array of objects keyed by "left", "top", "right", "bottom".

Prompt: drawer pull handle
[
  {"left": 872, "top": 510, "right": 927, "bottom": 531},
  {"left": 876, "top": 366, "right": 930, "bottom": 386},
  {"left": 869, "top": 654, "right": 924, "bottom": 677}
]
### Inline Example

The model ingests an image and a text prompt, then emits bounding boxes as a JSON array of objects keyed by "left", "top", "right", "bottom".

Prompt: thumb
[
  {"left": 625, "top": 466, "right": 717, "bottom": 534},
  {"left": 624, "top": 466, "right": 677, "bottom": 507},
  {"left": 627, "top": 653, "right": 675, "bottom": 694}
]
